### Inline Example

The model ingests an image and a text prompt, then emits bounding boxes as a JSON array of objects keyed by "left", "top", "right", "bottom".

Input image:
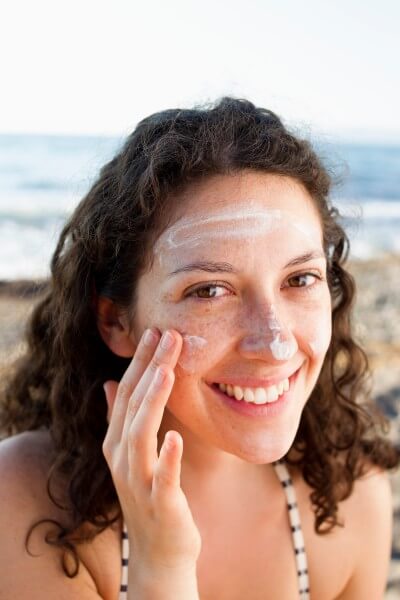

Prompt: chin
[{"left": 225, "top": 429, "right": 298, "bottom": 465}]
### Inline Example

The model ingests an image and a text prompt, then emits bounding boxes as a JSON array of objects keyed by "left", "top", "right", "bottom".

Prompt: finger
[
  {"left": 119, "top": 327, "right": 161, "bottom": 394},
  {"left": 127, "top": 364, "right": 176, "bottom": 489},
  {"left": 104, "top": 327, "right": 161, "bottom": 447},
  {"left": 121, "top": 329, "right": 183, "bottom": 442},
  {"left": 128, "top": 365, "right": 175, "bottom": 468},
  {"left": 152, "top": 430, "right": 183, "bottom": 506}
]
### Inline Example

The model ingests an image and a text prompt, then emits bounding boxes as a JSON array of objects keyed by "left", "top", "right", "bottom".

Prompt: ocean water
[{"left": 0, "top": 134, "right": 399, "bottom": 280}]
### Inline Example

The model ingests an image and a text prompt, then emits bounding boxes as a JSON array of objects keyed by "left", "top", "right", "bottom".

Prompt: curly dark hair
[{"left": 0, "top": 97, "right": 398, "bottom": 577}]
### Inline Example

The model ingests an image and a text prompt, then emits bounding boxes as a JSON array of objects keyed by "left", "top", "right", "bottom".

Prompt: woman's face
[{"left": 132, "top": 171, "right": 332, "bottom": 464}]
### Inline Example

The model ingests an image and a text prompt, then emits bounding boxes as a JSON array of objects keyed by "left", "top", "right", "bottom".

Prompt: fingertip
[
  {"left": 149, "top": 326, "right": 162, "bottom": 337},
  {"left": 165, "top": 431, "right": 176, "bottom": 450},
  {"left": 166, "top": 430, "right": 182, "bottom": 453},
  {"left": 172, "top": 328, "right": 184, "bottom": 344}
]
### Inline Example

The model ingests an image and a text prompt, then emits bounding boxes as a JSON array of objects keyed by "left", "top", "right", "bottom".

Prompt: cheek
[
  {"left": 133, "top": 297, "right": 237, "bottom": 375},
  {"left": 174, "top": 311, "right": 237, "bottom": 375},
  {"left": 302, "top": 305, "right": 332, "bottom": 360},
  {"left": 177, "top": 334, "right": 209, "bottom": 374}
]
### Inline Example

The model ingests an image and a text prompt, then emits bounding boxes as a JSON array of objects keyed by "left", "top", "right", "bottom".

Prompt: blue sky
[{"left": 1, "top": 0, "right": 399, "bottom": 142}]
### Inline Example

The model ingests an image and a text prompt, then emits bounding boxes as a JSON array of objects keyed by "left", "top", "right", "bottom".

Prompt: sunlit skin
[{"left": 126, "top": 172, "right": 332, "bottom": 494}]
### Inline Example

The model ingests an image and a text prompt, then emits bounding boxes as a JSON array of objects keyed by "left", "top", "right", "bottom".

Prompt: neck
[{"left": 157, "top": 412, "right": 283, "bottom": 511}]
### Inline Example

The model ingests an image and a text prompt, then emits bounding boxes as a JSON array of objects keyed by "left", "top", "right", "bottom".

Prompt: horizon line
[{"left": 1, "top": 129, "right": 400, "bottom": 147}]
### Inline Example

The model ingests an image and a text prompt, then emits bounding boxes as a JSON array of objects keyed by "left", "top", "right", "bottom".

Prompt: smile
[{"left": 215, "top": 378, "right": 289, "bottom": 405}]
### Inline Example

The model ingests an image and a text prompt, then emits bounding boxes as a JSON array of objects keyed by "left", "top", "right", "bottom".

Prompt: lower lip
[{"left": 208, "top": 370, "right": 300, "bottom": 418}]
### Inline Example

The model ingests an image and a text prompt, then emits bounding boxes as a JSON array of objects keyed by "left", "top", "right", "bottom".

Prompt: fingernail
[
  {"left": 160, "top": 331, "right": 174, "bottom": 350},
  {"left": 143, "top": 328, "right": 157, "bottom": 346}
]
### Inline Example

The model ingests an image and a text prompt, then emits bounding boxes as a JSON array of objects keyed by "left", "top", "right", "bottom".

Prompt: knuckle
[
  {"left": 142, "top": 387, "right": 156, "bottom": 406},
  {"left": 102, "top": 452, "right": 126, "bottom": 486},
  {"left": 149, "top": 357, "right": 161, "bottom": 373},
  {"left": 154, "top": 466, "right": 175, "bottom": 489},
  {"left": 118, "top": 380, "right": 131, "bottom": 403},
  {"left": 126, "top": 399, "right": 139, "bottom": 418},
  {"left": 154, "top": 475, "right": 169, "bottom": 491},
  {"left": 128, "top": 428, "right": 143, "bottom": 452}
]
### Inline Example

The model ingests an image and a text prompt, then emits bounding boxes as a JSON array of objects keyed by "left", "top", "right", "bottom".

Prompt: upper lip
[{"left": 206, "top": 365, "right": 302, "bottom": 389}]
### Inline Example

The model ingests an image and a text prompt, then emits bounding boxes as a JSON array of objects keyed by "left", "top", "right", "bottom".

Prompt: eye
[
  {"left": 285, "top": 272, "right": 322, "bottom": 289},
  {"left": 185, "top": 283, "right": 231, "bottom": 300}
]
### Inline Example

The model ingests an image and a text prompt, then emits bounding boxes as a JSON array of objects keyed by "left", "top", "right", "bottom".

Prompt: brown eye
[
  {"left": 192, "top": 285, "right": 223, "bottom": 298},
  {"left": 187, "top": 284, "right": 230, "bottom": 299},
  {"left": 287, "top": 273, "right": 319, "bottom": 288}
]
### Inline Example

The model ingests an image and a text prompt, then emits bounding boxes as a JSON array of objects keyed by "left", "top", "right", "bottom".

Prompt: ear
[{"left": 95, "top": 296, "right": 136, "bottom": 358}]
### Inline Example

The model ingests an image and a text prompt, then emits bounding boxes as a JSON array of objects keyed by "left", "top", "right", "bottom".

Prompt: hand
[{"left": 102, "top": 328, "right": 202, "bottom": 573}]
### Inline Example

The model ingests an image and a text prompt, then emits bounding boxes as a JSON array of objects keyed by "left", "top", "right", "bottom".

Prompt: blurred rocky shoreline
[{"left": 0, "top": 256, "right": 399, "bottom": 596}]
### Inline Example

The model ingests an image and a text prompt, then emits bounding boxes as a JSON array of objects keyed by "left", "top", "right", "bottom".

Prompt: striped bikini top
[{"left": 119, "top": 458, "right": 310, "bottom": 599}]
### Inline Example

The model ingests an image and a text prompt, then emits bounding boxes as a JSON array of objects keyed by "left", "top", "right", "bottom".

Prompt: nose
[{"left": 238, "top": 304, "right": 298, "bottom": 362}]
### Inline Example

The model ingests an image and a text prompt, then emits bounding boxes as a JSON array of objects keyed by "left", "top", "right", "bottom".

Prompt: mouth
[
  {"left": 215, "top": 377, "right": 289, "bottom": 404},
  {"left": 205, "top": 367, "right": 301, "bottom": 417}
]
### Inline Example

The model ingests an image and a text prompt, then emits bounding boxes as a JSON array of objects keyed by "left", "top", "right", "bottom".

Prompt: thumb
[{"left": 103, "top": 380, "right": 119, "bottom": 423}]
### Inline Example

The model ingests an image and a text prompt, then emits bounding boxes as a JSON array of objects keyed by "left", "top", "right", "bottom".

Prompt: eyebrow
[
  {"left": 167, "top": 251, "right": 326, "bottom": 277},
  {"left": 168, "top": 261, "right": 238, "bottom": 277},
  {"left": 284, "top": 250, "right": 326, "bottom": 268}
]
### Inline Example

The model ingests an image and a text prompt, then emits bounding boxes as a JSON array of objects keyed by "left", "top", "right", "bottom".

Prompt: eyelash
[{"left": 185, "top": 272, "right": 324, "bottom": 301}]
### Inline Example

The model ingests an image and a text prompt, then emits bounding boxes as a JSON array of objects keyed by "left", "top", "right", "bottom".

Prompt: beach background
[
  {"left": 0, "top": 134, "right": 399, "bottom": 596},
  {"left": 1, "top": 0, "right": 399, "bottom": 595}
]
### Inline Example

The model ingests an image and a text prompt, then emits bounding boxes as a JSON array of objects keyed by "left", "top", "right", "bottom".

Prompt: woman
[{"left": 0, "top": 97, "right": 398, "bottom": 599}]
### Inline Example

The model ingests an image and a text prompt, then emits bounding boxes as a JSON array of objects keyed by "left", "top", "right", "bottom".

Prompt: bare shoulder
[
  {"left": 0, "top": 430, "right": 111, "bottom": 598},
  {"left": 335, "top": 462, "right": 393, "bottom": 598},
  {"left": 0, "top": 429, "right": 62, "bottom": 516},
  {"left": 290, "top": 457, "right": 394, "bottom": 600},
  {"left": 344, "top": 461, "right": 393, "bottom": 523},
  {"left": 0, "top": 428, "right": 55, "bottom": 464}
]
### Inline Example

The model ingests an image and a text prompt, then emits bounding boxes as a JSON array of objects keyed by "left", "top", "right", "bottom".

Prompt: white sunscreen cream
[
  {"left": 157, "top": 203, "right": 323, "bottom": 369},
  {"left": 241, "top": 305, "right": 298, "bottom": 361},
  {"left": 177, "top": 334, "right": 208, "bottom": 374},
  {"left": 154, "top": 206, "right": 321, "bottom": 258}
]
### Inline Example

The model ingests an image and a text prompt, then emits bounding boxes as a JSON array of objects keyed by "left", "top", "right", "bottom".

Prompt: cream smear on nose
[
  {"left": 177, "top": 334, "right": 208, "bottom": 374},
  {"left": 267, "top": 308, "right": 298, "bottom": 361},
  {"left": 154, "top": 207, "right": 321, "bottom": 255},
  {"left": 241, "top": 305, "right": 298, "bottom": 361},
  {"left": 269, "top": 336, "right": 297, "bottom": 361}
]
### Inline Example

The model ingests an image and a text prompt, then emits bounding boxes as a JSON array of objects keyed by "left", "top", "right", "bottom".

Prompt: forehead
[{"left": 155, "top": 172, "right": 323, "bottom": 251}]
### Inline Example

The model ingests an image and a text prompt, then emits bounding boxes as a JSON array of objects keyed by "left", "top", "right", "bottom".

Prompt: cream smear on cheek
[{"left": 178, "top": 334, "right": 208, "bottom": 374}]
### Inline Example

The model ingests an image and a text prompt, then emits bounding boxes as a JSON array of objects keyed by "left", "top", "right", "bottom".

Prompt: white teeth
[
  {"left": 254, "top": 388, "right": 267, "bottom": 404},
  {"left": 266, "top": 386, "right": 279, "bottom": 402},
  {"left": 217, "top": 376, "right": 290, "bottom": 405},
  {"left": 244, "top": 388, "right": 255, "bottom": 403},
  {"left": 233, "top": 385, "right": 244, "bottom": 401}
]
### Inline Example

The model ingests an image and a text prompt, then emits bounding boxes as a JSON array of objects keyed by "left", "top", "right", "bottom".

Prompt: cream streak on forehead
[{"left": 154, "top": 207, "right": 321, "bottom": 252}]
